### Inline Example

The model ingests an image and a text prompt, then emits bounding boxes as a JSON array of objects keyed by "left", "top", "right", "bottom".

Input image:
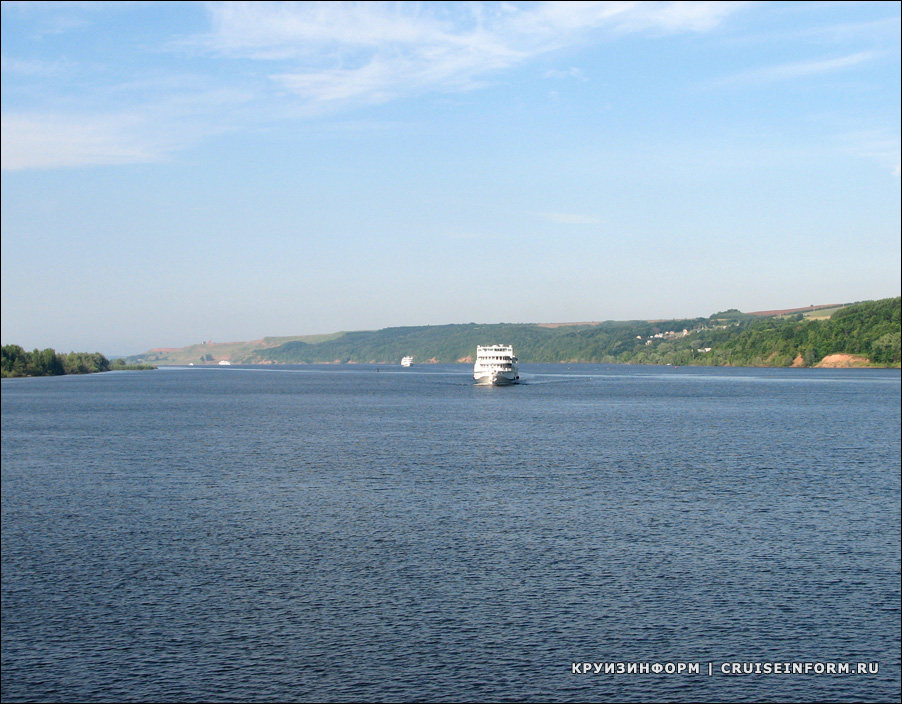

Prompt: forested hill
[{"left": 130, "top": 297, "right": 900, "bottom": 368}]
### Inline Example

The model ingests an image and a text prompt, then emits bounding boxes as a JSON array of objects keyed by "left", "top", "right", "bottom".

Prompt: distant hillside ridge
[
  {"left": 128, "top": 298, "right": 900, "bottom": 368},
  {"left": 747, "top": 304, "right": 842, "bottom": 316}
]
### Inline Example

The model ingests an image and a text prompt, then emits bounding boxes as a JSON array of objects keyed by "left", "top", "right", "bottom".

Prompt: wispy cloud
[
  {"left": 536, "top": 212, "right": 604, "bottom": 226},
  {"left": 841, "top": 128, "right": 902, "bottom": 177},
  {"left": 711, "top": 51, "right": 881, "bottom": 88},
  {"left": 0, "top": 1, "right": 778, "bottom": 171},
  {"left": 725, "top": 15, "right": 901, "bottom": 49},
  {"left": 1, "top": 85, "right": 247, "bottom": 171},
  {"left": 1, "top": 112, "right": 162, "bottom": 171},
  {"left": 501, "top": 1, "right": 743, "bottom": 40},
  {"left": 542, "top": 67, "right": 588, "bottom": 81},
  {"left": 200, "top": 1, "right": 742, "bottom": 107},
  {"left": 0, "top": 56, "right": 70, "bottom": 76}
]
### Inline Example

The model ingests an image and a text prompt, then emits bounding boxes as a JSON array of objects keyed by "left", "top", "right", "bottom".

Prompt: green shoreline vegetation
[
  {"left": 1, "top": 346, "right": 155, "bottom": 378},
  {"left": 127, "top": 297, "right": 899, "bottom": 369},
  {"left": 3, "top": 298, "right": 898, "bottom": 376}
]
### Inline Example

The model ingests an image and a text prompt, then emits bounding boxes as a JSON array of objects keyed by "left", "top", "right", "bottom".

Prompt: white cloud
[
  {"left": 1, "top": 112, "right": 161, "bottom": 171},
  {"left": 0, "top": 2, "right": 753, "bottom": 169},
  {"left": 711, "top": 51, "right": 880, "bottom": 88},
  {"left": 627, "top": 1, "right": 745, "bottom": 33},
  {"left": 0, "top": 85, "right": 247, "bottom": 171},
  {"left": 200, "top": 1, "right": 741, "bottom": 106},
  {"left": 1, "top": 79, "right": 253, "bottom": 171},
  {"left": 202, "top": 1, "right": 528, "bottom": 106},
  {"left": 514, "top": 0, "right": 743, "bottom": 36},
  {"left": 542, "top": 67, "right": 587, "bottom": 81},
  {"left": 841, "top": 128, "right": 902, "bottom": 177},
  {"left": 536, "top": 212, "right": 604, "bottom": 225},
  {"left": 205, "top": 1, "right": 457, "bottom": 55},
  {"left": 0, "top": 56, "right": 70, "bottom": 76}
]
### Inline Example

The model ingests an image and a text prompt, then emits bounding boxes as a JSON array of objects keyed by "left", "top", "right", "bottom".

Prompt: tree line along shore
[
  {"left": 1, "top": 347, "right": 154, "bottom": 378},
  {"left": 4, "top": 297, "right": 899, "bottom": 377}
]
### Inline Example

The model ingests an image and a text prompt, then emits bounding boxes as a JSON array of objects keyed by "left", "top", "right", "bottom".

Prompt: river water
[{"left": 2, "top": 364, "right": 899, "bottom": 702}]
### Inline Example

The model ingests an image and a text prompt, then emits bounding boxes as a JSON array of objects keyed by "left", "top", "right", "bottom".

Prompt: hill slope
[{"left": 129, "top": 298, "right": 901, "bottom": 368}]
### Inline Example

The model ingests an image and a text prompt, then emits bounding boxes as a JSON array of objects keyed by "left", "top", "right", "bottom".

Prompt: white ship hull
[{"left": 474, "top": 369, "right": 519, "bottom": 385}]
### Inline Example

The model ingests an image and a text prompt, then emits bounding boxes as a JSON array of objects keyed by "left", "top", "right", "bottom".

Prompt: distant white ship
[
  {"left": 218, "top": 360, "right": 231, "bottom": 366},
  {"left": 473, "top": 345, "right": 519, "bottom": 385},
  {"left": 401, "top": 356, "right": 413, "bottom": 367}
]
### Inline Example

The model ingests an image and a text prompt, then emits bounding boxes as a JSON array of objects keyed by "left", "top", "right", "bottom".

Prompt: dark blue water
[{"left": 2, "top": 364, "right": 900, "bottom": 703}]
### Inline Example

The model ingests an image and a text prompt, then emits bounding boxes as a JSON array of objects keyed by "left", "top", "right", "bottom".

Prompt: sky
[{"left": 2, "top": 1, "right": 900, "bottom": 355}]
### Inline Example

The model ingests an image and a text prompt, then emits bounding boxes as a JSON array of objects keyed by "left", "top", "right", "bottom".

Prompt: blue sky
[{"left": 2, "top": 1, "right": 900, "bottom": 354}]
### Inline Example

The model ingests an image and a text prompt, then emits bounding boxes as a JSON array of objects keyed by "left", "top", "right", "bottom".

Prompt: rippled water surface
[{"left": 2, "top": 365, "right": 900, "bottom": 702}]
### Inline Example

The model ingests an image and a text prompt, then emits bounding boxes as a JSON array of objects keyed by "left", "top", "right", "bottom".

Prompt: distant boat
[
  {"left": 401, "top": 356, "right": 413, "bottom": 367},
  {"left": 218, "top": 360, "right": 231, "bottom": 366},
  {"left": 473, "top": 345, "right": 519, "bottom": 385}
]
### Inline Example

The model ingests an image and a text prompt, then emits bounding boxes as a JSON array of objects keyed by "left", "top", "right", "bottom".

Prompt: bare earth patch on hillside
[
  {"left": 749, "top": 304, "right": 842, "bottom": 317},
  {"left": 790, "top": 353, "right": 872, "bottom": 368},
  {"left": 816, "top": 353, "right": 872, "bottom": 368}
]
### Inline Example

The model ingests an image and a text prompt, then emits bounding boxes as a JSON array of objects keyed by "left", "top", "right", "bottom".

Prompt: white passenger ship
[
  {"left": 473, "top": 345, "right": 519, "bottom": 385},
  {"left": 400, "top": 356, "right": 413, "bottom": 367}
]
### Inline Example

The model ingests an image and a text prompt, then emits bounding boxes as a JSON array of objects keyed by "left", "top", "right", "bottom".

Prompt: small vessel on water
[
  {"left": 218, "top": 360, "right": 231, "bottom": 366},
  {"left": 473, "top": 345, "right": 519, "bottom": 385},
  {"left": 401, "top": 356, "right": 413, "bottom": 367}
]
